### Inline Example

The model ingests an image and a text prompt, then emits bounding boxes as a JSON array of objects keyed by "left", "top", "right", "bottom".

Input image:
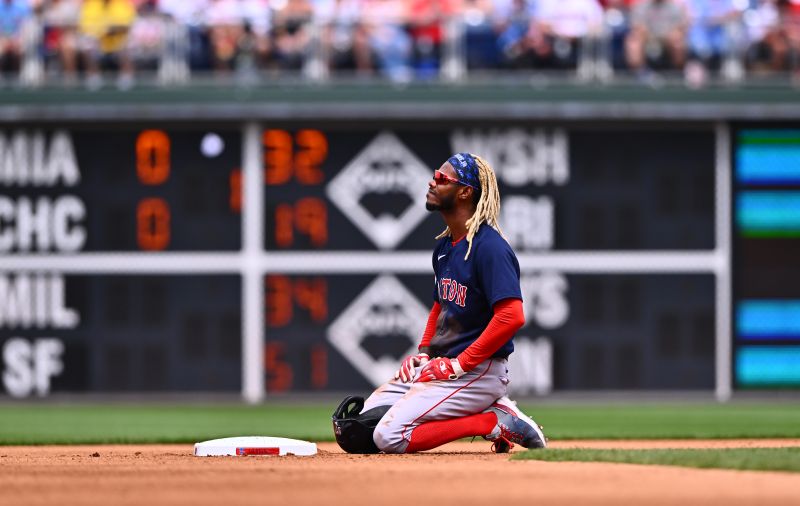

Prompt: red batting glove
[
  {"left": 394, "top": 353, "right": 430, "bottom": 383},
  {"left": 416, "top": 357, "right": 466, "bottom": 382}
]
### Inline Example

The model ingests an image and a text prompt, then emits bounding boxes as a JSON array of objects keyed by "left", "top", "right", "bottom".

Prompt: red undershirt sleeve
[
  {"left": 456, "top": 298, "right": 525, "bottom": 371},
  {"left": 418, "top": 301, "right": 441, "bottom": 351}
]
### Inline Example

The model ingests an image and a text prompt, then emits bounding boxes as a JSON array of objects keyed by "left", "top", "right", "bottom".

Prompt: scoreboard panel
[
  {"left": 262, "top": 126, "right": 715, "bottom": 253},
  {"left": 0, "top": 127, "right": 241, "bottom": 252},
  {"left": 264, "top": 273, "right": 716, "bottom": 393},
  {"left": 262, "top": 124, "right": 718, "bottom": 394},
  {"left": 0, "top": 274, "right": 241, "bottom": 395},
  {"left": 0, "top": 125, "right": 243, "bottom": 396},
  {"left": 733, "top": 126, "right": 800, "bottom": 387},
  {"left": 0, "top": 121, "right": 731, "bottom": 397}
]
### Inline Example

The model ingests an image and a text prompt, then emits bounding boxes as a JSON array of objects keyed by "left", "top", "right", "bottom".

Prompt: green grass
[
  {"left": 1, "top": 402, "right": 800, "bottom": 445},
  {"left": 520, "top": 403, "right": 800, "bottom": 440},
  {"left": 0, "top": 405, "right": 334, "bottom": 445},
  {"left": 512, "top": 448, "right": 800, "bottom": 473}
]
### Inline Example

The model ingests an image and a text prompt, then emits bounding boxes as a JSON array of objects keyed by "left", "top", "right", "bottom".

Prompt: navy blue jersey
[{"left": 429, "top": 224, "right": 522, "bottom": 359}]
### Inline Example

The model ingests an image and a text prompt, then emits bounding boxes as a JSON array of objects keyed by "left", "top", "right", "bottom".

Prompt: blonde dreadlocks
[{"left": 435, "top": 155, "right": 505, "bottom": 260}]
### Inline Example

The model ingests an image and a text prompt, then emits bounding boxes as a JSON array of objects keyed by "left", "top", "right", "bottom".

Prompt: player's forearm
[
  {"left": 418, "top": 301, "right": 441, "bottom": 351},
  {"left": 456, "top": 298, "right": 525, "bottom": 371}
]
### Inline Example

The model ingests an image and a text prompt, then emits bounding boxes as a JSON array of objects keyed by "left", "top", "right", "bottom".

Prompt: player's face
[{"left": 426, "top": 162, "right": 460, "bottom": 211}]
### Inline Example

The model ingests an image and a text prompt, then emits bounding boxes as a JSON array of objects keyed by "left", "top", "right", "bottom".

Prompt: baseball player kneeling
[{"left": 334, "top": 153, "right": 547, "bottom": 454}]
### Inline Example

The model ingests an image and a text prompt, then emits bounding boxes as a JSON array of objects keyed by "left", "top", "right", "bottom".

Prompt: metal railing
[{"left": 7, "top": 13, "right": 797, "bottom": 89}]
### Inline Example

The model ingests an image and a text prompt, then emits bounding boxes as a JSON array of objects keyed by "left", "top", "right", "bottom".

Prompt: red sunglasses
[{"left": 433, "top": 170, "right": 476, "bottom": 188}]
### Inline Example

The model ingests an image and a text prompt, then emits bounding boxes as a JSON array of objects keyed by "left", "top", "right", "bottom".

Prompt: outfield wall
[{"left": 0, "top": 86, "right": 798, "bottom": 401}]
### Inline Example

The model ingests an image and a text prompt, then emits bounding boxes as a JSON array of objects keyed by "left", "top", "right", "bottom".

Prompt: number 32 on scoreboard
[
  {"left": 265, "top": 129, "right": 329, "bottom": 248},
  {"left": 263, "top": 129, "right": 327, "bottom": 185}
]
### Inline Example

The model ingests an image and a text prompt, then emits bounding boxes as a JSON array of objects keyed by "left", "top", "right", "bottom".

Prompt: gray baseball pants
[{"left": 362, "top": 358, "right": 508, "bottom": 453}]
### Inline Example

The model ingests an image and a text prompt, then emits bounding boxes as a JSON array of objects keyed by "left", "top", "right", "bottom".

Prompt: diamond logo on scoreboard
[
  {"left": 326, "top": 132, "right": 431, "bottom": 249},
  {"left": 327, "top": 275, "right": 428, "bottom": 387}
]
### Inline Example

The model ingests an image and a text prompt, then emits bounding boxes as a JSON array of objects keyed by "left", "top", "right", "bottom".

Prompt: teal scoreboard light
[{"left": 734, "top": 128, "right": 800, "bottom": 387}]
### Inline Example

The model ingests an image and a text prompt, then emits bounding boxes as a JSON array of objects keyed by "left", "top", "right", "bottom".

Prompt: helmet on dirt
[{"left": 331, "top": 396, "right": 391, "bottom": 454}]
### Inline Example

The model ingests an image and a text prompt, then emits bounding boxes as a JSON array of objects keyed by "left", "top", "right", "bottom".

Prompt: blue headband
[{"left": 446, "top": 153, "right": 480, "bottom": 189}]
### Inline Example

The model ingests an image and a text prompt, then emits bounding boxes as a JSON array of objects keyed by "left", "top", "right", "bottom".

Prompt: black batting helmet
[{"left": 331, "top": 396, "right": 391, "bottom": 454}]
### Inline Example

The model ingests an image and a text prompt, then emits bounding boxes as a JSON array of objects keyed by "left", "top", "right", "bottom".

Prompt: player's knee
[{"left": 372, "top": 419, "right": 406, "bottom": 454}]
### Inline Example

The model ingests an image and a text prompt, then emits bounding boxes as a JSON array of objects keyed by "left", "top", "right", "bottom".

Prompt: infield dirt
[{"left": 1, "top": 440, "right": 799, "bottom": 506}]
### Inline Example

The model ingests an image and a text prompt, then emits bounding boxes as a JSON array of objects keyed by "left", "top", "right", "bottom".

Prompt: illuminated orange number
[
  {"left": 265, "top": 342, "right": 293, "bottom": 393},
  {"left": 294, "top": 278, "right": 327, "bottom": 322},
  {"left": 295, "top": 129, "right": 327, "bottom": 185},
  {"left": 266, "top": 276, "right": 328, "bottom": 327},
  {"left": 136, "top": 198, "right": 170, "bottom": 250},
  {"left": 136, "top": 130, "right": 170, "bottom": 185},
  {"left": 229, "top": 168, "right": 242, "bottom": 212},
  {"left": 263, "top": 129, "right": 328, "bottom": 185},
  {"left": 274, "top": 204, "right": 294, "bottom": 248},
  {"left": 310, "top": 345, "right": 328, "bottom": 389},
  {"left": 266, "top": 275, "right": 293, "bottom": 327},
  {"left": 295, "top": 197, "right": 327, "bottom": 247},
  {"left": 273, "top": 198, "right": 327, "bottom": 248},
  {"left": 263, "top": 129, "right": 293, "bottom": 185}
]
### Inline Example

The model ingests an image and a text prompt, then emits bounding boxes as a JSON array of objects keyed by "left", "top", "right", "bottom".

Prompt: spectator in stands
[
  {"left": 600, "top": 0, "right": 634, "bottom": 70},
  {"left": 204, "top": 0, "right": 244, "bottom": 73},
  {"left": 493, "top": 0, "right": 542, "bottom": 68},
  {"left": 272, "top": 0, "right": 314, "bottom": 70},
  {"left": 79, "top": 0, "right": 137, "bottom": 89},
  {"left": 0, "top": 0, "right": 31, "bottom": 77},
  {"left": 158, "top": 0, "right": 211, "bottom": 70},
  {"left": 406, "top": 0, "right": 458, "bottom": 78},
  {"left": 240, "top": 0, "right": 272, "bottom": 73},
  {"left": 361, "top": 0, "right": 412, "bottom": 81},
  {"left": 684, "top": 0, "right": 742, "bottom": 83},
  {"left": 42, "top": 0, "right": 81, "bottom": 83},
  {"left": 127, "top": 0, "right": 167, "bottom": 73},
  {"left": 535, "top": 0, "right": 605, "bottom": 69},
  {"left": 10, "top": 0, "right": 800, "bottom": 85},
  {"left": 316, "top": 0, "right": 373, "bottom": 74},
  {"left": 460, "top": 0, "right": 499, "bottom": 69},
  {"left": 744, "top": 0, "right": 785, "bottom": 72},
  {"left": 776, "top": 0, "right": 800, "bottom": 73},
  {"left": 626, "top": 0, "right": 689, "bottom": 74},
  {"left": 740, "top": 0, "right": 800, "bottom": 74}
]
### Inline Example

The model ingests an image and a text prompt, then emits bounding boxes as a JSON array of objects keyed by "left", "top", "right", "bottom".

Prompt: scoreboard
[
  {"left": 0, "top": 128, "right": 241, "bottom": 252},
  {"left": 733, "top": 126, "right": 800, "bottom": 388},
  {"left": 0, "top": 120, "right": 742, "bottom": 399},
  {"left": 0, "top": 127, "right": 242, "bottom": 395},
  {"left": 260, "top": 124, "right": 719, "bottom": 394}
]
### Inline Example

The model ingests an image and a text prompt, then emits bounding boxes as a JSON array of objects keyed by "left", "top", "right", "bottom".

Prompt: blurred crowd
[{"left": 2, "top": 0, "right": 800, "bottom": 87}]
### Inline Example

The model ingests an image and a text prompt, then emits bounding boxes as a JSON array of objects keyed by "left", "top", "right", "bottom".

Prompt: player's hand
[
  {"left": 394, "top": 353, "right": 430, "bottom": 383},
  {"left": 416, "top": 357, "right": 466, "bottom": 382}
]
